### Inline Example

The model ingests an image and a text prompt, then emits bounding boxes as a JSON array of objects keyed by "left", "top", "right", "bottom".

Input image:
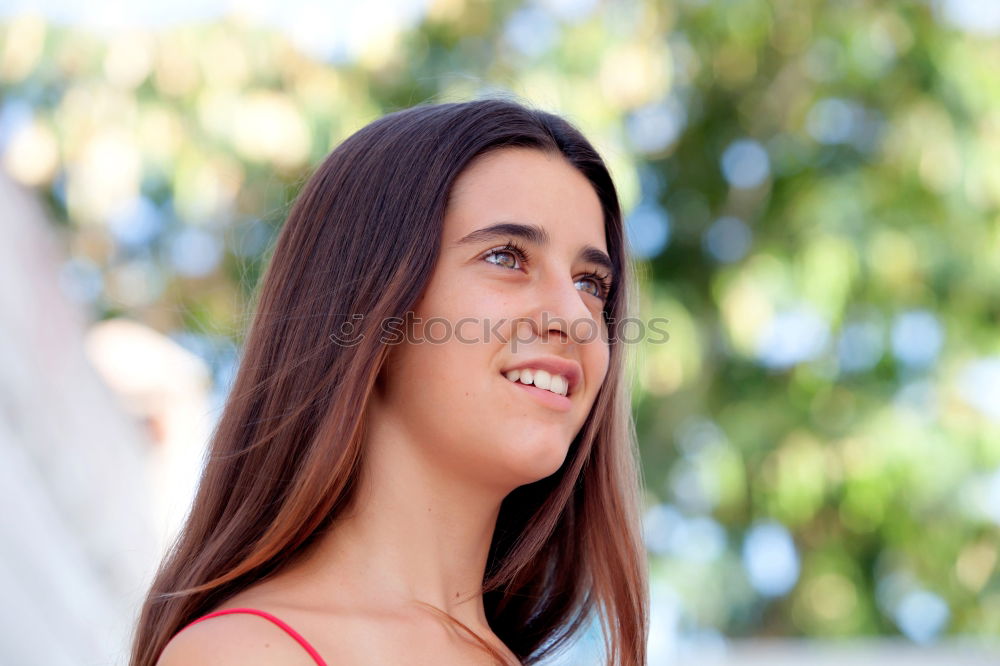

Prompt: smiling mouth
[
  {"left": 501, "top": 373, "right": 573, "bottom": 412},
  {"left": 500, "top": 369, "right": 572, "bottom": 398}
]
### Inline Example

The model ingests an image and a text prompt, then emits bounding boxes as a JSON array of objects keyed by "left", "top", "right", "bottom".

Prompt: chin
[{"left": 496, "top": 435, "right": 571, "bottom": 485}]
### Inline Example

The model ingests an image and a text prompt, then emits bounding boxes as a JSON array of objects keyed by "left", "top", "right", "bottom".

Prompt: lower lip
[{"left": 503, "top": 377, "right": 572, "bottom": 412}]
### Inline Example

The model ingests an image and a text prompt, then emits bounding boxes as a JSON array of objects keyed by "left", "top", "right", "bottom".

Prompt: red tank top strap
[{"left": 184, "top": 607, "right": 328, "bottom": 666}]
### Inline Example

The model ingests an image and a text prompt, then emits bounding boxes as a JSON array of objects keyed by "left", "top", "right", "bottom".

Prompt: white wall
[{"left": 0, "top": 171, "right": 159, "bottom": 666}]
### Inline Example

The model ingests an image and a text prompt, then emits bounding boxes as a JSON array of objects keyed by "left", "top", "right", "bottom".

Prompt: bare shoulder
[{"left": 155, "top": 611, "right": 321, "bottom": 666}]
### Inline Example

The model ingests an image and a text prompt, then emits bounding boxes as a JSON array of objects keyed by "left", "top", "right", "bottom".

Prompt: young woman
[{"left": 130, "top": 97, "right": 649, "bottom": 666}]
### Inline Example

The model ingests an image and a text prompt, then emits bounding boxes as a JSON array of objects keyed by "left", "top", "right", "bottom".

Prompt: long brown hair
[{"left": 129, "top": 96, "right": 649, "bottom": 666}]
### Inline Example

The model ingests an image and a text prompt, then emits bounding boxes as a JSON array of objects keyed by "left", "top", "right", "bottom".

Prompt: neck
[{"left": 286, "top": 408, "right": 512, "bottom": 632}]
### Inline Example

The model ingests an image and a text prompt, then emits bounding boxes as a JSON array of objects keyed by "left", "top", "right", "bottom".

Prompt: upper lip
[{"left": 500, "top": 357, "right": 583, "bottom": 397}]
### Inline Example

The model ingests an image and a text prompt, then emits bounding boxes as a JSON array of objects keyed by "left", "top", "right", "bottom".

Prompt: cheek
[
  {"left": 388, "top": 310, "right": 499, "bottom": 411},
  {"left": 581, "top": 343, "right": 611, "bottom": 407}
]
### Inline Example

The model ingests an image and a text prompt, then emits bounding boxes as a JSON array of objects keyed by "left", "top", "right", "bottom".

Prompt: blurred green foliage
[{"left": 2, "top": 0, "right": 999, "bottom": 648}]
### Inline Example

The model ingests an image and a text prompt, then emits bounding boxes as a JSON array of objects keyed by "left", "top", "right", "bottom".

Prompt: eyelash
[{"left": 482, "top": 240, "right": 614, "bottom": 301}]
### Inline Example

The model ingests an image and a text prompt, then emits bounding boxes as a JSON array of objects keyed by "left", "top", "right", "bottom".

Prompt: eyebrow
[{"left": 453, "top": 221, "right": 616, "bottom": 279}]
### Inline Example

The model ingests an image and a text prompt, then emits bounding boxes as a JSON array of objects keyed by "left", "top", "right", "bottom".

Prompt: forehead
[{"left": 443, "top": 148, "right": 607, "bottom": 252}]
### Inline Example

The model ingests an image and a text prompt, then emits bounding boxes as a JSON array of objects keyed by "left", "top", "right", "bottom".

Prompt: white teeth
[
  {"left": 502, "top": 367, "right": 570, "bottom": 397},
  {"left": 533, "top": 369, "right": 552, "bottom": 390}
]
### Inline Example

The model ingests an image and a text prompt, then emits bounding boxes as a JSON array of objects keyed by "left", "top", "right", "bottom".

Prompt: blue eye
[
  {"left": 483, "top": 242, "right": 527, "bottom": 270},
  {"left": 576, "top": 273, "right": 613, "bottom": 300}
]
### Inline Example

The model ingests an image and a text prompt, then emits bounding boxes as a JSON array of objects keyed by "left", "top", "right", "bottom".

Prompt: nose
[{"left": 518, "top": 268, "right": 600, "bottom": 346}]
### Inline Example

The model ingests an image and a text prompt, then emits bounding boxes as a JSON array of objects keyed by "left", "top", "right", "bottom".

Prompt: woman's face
[{"left": 373, "top": 147, "right": 613, "bottom": 491}]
